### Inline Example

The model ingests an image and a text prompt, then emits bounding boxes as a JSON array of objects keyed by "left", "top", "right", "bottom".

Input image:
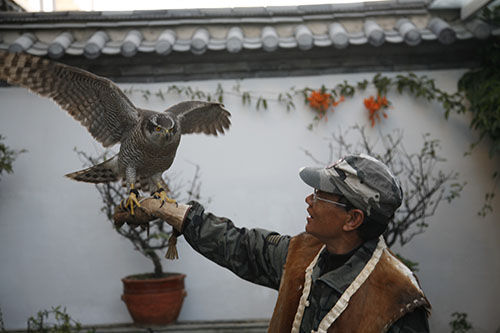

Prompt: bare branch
[{"left": 74, "top": 148, "right": 206, "bottom": 276}]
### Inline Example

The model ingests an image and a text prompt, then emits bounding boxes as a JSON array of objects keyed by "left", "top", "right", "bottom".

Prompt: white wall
[{"left": 0, "top": 70, "right": 499, "bottom": 332}]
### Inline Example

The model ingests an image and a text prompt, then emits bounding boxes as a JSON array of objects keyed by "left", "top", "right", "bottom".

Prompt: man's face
[{"left": 305, "top": 190, "right": 349, "bottom": 242}]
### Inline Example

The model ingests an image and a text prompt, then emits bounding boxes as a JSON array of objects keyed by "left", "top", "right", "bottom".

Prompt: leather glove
[
  {"left": 113, "top": 197, "right": 191, "bottom": 260},
  {"left": 113, "top": 199, "right": 155, "bottom": 228},
  {"left": 140, "top": 199, "right": 191, "bottom": 233},
  {"left": 113, "top": 197, "right": 191, "bottom": 233}
]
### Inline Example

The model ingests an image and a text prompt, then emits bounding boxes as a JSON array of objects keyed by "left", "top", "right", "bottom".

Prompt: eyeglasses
[{"left": 312, "top": 189, "right": 347, "bottom": 208}]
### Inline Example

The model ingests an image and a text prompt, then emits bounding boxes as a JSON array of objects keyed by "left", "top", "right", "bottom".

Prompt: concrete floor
[
  {"left": 5, "top": 320, "right": 270, "bottom": 333},
  {"left": 89, "top": 320, "right": 269, "bottom": 333}
]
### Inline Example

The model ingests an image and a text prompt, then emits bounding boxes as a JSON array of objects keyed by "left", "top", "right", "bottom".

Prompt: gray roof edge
[{"left": 0, "top": 1, "right": 433, "bottom": 26}]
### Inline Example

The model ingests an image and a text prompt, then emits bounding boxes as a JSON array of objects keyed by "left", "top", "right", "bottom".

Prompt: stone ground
[{"left": 5, "top": 320, "right": 269, "bottom": 333}]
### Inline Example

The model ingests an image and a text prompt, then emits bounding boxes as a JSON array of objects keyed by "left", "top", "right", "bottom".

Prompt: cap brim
[{"left": 299, "top": 166, "right": 342, "bottom": 195}]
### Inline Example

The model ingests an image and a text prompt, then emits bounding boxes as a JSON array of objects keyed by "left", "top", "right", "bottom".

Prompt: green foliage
[
  {"left": 26, "top": 306, "right": 95, "bottom": 333},
  {"left": 456, "top": 14, "right": 500, "bottom": 215},
  {"left": 241, "top": 91, "right": 252, "bottom": 105},
  {"left": 122, "top": 72, "right": 465, "bottom": 123},
  {"left": 336, "top": 80, "right": 356, "bottom": 97},
  {"left": 0, "top": 134, "right": 26, "bottom": 181},
  {"left": 215, "top": 83, "right": 224, "bottom": 103},
  {"left": 256, "top": 96, "right": 268, "bottom": 110},
  {"left": 449, "top": 312, "right": 473, "bottom": 333},
  {"left": 372, "top": 73, "right": 392, "bottom": 96},
  {"left": 278, "top": 92, "right": 295, "bottom": 111},
  {"left": 357, "top": 79, "right": 369, "bottom": 91},
  {"left": 125, "top": 84, "right": 221, "bottom": 104},
  {"left": 360, "top": 73, "right": 465, "bottom": 116},
  {"left": 457, "top": 41, "right": 500, "bottom": 157}
]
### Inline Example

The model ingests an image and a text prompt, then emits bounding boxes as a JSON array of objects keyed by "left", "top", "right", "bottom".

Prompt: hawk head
[{"left": 143, "top": 114, "right": 178, "bottom": 145}]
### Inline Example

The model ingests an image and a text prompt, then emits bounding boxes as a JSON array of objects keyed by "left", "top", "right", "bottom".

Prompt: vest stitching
[
  {"left": 384, "top": 296, "right": 429, "bottom": 331},
  {"left": 316, "top": 236, "right": 387, "bottom": 332},
  {"left": 290, "top": 244, "right": 325, "bottom": 333},
  {"left": 292, "top": 236, "right": 387, "bottom": 333}
]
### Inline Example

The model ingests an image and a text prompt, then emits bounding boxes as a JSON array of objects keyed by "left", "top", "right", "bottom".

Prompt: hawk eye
[{"left": 155, "top": 126, "right": 162, "bottom": 132}]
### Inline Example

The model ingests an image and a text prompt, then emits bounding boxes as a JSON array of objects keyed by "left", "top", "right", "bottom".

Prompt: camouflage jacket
[{"left": 183, "top": 201, "right": 429, "bottom": 333}]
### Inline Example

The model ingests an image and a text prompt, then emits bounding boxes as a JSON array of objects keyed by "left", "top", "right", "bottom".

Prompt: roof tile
[{"left": 0, "top": 2, "right": 492, "bottom": 60}]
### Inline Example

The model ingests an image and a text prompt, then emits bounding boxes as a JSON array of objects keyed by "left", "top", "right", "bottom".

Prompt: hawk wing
[
  {"left": 166, "top": 101, "right": 231, "bottom": 136},
  {"left": 0, "top": 50, "right": 139, "bottom": 147}
]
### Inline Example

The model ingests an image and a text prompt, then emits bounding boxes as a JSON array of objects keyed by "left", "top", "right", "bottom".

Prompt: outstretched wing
[
  {"left": 0, "top": 50, "right": 139, "bottom": 147},
  {"left": 166, "top": 101, "right": 231, "bottom": 136}
]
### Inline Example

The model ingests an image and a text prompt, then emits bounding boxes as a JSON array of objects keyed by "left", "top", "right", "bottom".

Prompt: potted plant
[{"left": 75, "top": 149, "right": 203, "bottom": 326}]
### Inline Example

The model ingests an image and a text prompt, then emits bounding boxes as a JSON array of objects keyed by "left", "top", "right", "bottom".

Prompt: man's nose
[{"left": 305, "top": 193, "right": 313, "bottom": 205}]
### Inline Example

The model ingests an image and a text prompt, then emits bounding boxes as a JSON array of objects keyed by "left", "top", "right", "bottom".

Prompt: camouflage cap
[{"left": 299, "top": 154, "right": 403, "bottom": 223}]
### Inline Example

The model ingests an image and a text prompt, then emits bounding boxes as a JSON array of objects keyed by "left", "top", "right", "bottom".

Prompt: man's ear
[{"left": 343, "top": 209, "right": 364, "bottom": 231}]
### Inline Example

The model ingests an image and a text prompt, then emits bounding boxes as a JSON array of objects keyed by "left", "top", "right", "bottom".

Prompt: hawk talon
[
  {"left": 153, "top": 188, "right": 176, "bottom": 208},
  {"left": 122, "top": 189, "right": 141, "bottom": 215}
]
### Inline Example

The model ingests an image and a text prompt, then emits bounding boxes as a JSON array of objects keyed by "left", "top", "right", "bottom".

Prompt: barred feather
[
  {"left": 0, "top": 50, "right": 139, "bottom": 147},
  {"left": 65, "top": 155, "right": 119, "bottom": 184},
  {"left": 1, "top": 50, "right": 233, "bottom": 193}
]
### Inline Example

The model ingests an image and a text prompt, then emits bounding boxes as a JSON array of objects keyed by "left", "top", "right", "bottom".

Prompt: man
[{"left": 119, "top": 154, "right": 431, "bottom": 332}]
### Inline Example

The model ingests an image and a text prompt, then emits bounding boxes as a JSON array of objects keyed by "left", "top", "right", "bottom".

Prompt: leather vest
[{"left": 268, "top": 233, "right": 430, "bottom": 333}]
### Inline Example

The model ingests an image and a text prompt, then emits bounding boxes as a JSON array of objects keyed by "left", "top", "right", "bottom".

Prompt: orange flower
[
  {"left": 307, "top": 90, "right": 332, "bottom": 112},
  {"left": 307, "top": 90, "right": 345, "bottom": 121},
  {"left": 363, "top": 95, "right": 390, "bottom": 127}
]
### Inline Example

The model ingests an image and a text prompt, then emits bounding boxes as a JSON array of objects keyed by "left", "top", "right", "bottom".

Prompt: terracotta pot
[{"left": 121, "top": 273, "right": 187, "bottom": 325}]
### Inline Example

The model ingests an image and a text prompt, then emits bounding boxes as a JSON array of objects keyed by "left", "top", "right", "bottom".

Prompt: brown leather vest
[{"left": 268, "top": 233, "right": 430, "bottom": 333}]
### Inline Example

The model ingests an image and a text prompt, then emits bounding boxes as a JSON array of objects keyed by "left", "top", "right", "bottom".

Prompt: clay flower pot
[{"left": 121, "top": 273, "right": 186, "bottom": 325}]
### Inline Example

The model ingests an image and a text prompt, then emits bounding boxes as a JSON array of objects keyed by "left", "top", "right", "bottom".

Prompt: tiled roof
[
  {"left": 1, "top": 1, "right": 496, "bottom": 58},
  {"left": 0, "top": 1, "right": 496, "bottom": 82}
]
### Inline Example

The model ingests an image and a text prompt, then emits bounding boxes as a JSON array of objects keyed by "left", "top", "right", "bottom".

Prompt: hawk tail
[{"left": 66, "top": 155, "right": 119, "bottom": 184}]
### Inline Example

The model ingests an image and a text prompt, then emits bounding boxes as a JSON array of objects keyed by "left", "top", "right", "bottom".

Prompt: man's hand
[{"left": 113, "top": 197, "right": 190, "bottom": 233}]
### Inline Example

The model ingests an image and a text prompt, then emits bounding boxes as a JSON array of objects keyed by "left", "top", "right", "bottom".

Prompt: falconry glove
[
  {"left": 142, "top": 199, "right": 191, "bottom": 260},
  {"left": 141, "top": 198, "right": 191, "bottom": 233},
  {"left": 113, "top": 198, "right": 190, "bottom": 260}
]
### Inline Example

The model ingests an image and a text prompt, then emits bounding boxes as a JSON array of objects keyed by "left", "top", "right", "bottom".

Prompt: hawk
[{"left": 0, "top": 50, "right": 231, "bottom": 214}]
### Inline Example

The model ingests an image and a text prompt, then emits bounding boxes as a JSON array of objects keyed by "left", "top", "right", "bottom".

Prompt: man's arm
[{"left": 140, "top": 199, "right": 291, "bottom": 290}]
